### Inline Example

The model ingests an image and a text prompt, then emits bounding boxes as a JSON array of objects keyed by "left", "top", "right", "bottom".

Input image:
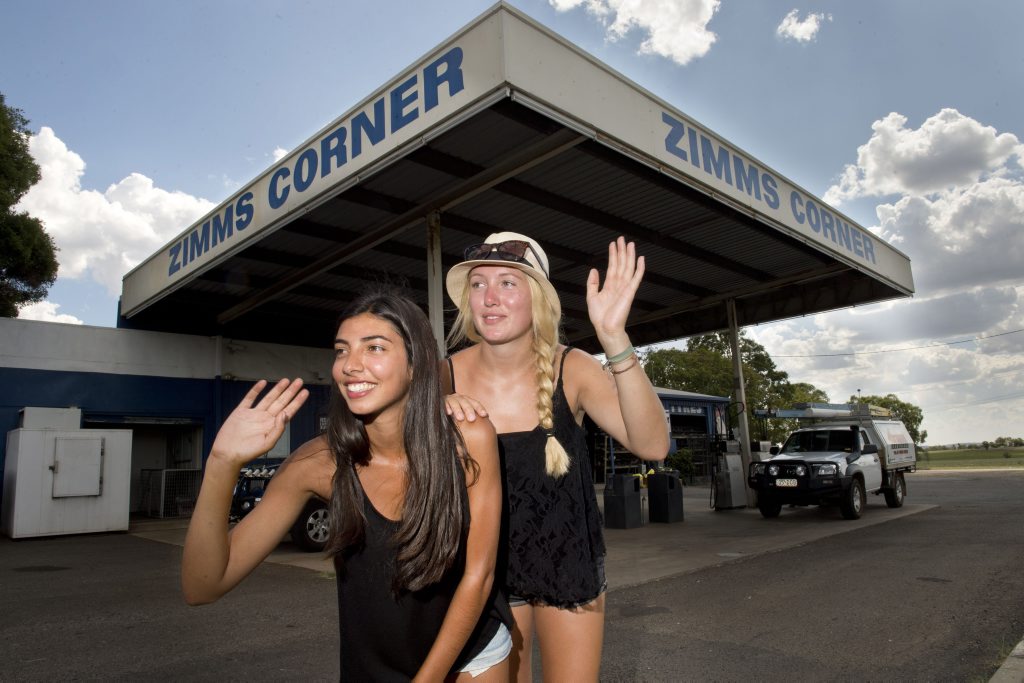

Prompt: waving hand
[
  {"left": 210, "top": 379, "right": 309, "bottom": 467},
  {"left": 585, "top": 237, "right": 645, "bottom": 348}
]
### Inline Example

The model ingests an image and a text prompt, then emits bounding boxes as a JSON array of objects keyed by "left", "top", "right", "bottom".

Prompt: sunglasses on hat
[{"left": 463, "top": 240, "right": 549, "bottom": 278}]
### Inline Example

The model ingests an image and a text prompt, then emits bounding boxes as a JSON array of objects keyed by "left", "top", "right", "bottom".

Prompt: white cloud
[
  {"left": 14, "top": 127, "right": 216, "bottom": 295},
  {"left": 17, "top": 300, "right": 84, "bottom": 325},
  {"left": 744, "top": 108, "right": 1024, "bottom": 444},
  {"left": 824, "top": 109, "right": 1023, "bottom": 204},
  {"left": 272, "top": 147, "right": 288, "bottom": 162},
  {"left": 776, "top": 9, "right": 832, "bottom": 43},
  {"left": 550, "top": 0, "right": 720, "bottom": 66},
  {"left": 875, "top": 177, "right": 1024, "bottom": 294}
]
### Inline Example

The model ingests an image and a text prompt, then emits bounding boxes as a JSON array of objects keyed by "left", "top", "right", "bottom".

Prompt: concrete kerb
[{"left": 989, "top": 638, "right": 1024, "bottom": 683}]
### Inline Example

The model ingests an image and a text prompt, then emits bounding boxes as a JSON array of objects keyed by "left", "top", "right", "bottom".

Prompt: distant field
[{"left": 916, "top": 446, "right": 1024, "bottom": 469}]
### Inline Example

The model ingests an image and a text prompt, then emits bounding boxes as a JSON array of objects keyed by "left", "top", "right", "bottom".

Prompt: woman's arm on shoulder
[
  {"left": 569, "top": 348, "right": 670, "bottom": 461},
  {"left": 414, "top": 417, "right": 501, "bottom": 681},
  {"left": 440, "top": 354, "right": 490, "bottom": 422}
]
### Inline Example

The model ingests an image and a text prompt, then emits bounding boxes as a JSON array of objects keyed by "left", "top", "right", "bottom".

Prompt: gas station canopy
[{"left": 120, "top": 3, "right": 913, "bottom": 353}]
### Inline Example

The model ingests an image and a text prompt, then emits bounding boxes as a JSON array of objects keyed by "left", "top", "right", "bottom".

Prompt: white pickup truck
[{"left": 747, "top": 403, "right": 916, "bottom": 520}]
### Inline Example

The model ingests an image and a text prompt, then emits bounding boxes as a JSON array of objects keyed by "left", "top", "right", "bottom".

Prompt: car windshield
[{"left": 781, "top": 429, "right": 854, "bottom": 453}]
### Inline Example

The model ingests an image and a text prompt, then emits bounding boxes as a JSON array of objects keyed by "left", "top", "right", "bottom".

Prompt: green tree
[
  {"left": 643, "top": 333, "right": 828, "bottom": 444},
  {"left": 767, "top": 381, "right": 830, "bottom": 443},
  {"left": 0, "top": 92, "right": 58, "bottom": 317},
  {"left": 643, "top": 347, "right": 733, "bottom": 398},
  {"left": 849, "top": 393, "right": 927, "bottom": 445}
]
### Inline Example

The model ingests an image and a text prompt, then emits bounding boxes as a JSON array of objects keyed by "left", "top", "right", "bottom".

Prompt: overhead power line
[{"left": 772, "top": 328, "right": 1024, "bottom": 358}]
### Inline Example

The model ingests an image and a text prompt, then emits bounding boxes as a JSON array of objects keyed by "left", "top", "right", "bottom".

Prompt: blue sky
[{"left": 4, "top": 0, "right": 1023, "bottom": 444}]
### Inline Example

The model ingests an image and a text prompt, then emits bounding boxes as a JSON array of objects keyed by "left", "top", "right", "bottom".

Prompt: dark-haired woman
[{"left": 183, "top": 291, "right": 511, "bottom": 681}]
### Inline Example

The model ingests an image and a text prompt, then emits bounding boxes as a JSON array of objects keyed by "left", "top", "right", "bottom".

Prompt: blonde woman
[{"left": 444, "top": 233, "right": 670, "bottom": 681}]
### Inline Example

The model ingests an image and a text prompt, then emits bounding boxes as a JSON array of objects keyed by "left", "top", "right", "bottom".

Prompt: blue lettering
[
  {"left": 762, "top": 173, "right": 780, "bottom": 209},
  {"left": 820, "top": 208, "right": 837, "bottom": 242},
  {"left": 733, "top": 156, "right": 761, "bottom": 200},
  {"left": 188, "top": 223, "right": 210, "bottom": 261},
  {"left": 806, "top": 201, "right": 821, "bottom": 233},
  {"left": 833, "top": 216, "right": 852, "bottom": 250},
  {"left": 423, "top": 46, "right": 465, "bottom": 112},
  {"left": 662, "top": 112, "right": 688, "bottom": 162},
  {"left": 294, "top": 148, "right": 318, "bottom": 193},
  {"left": 700, "top": 135, "right": 732, "bottom": 185},
  {"left": 168, "top": 244, "right": 181, "bottom": 276},
  {"left": 181, "top": 237, "right": 190, "bottom": 267},
  {"left": 861, "top": 232, "right": 876, "bottom": 264},
  {"left": 850, "top": 225, "right": 864, "bottom": 258},
  {"left": 351, "top": 99, "right": 386, "bottom": 159},
  {"left": 235, "top": 192, "right": 254, "bottom": 230},
  {"left": 320, "top": 127, "right": 348, "bottom": 177},
  {"left": 790, "top": 191, "right": 805, "bottom": 223},
  {"left": 391, "top": 74, "right": 419, "bottom": 132},
  {"left": 211, "top": 206, "right": 234, "bottom": 246},
  {"left": 687, "top": 128, "right": 700, "bottom": 168},
  {"left": 269, "top": 167, "right": 290, "bottom": 209}
]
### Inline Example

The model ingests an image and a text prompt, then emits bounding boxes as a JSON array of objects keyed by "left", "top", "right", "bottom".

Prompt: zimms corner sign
[{"left": 165, "top": 46, "right": 466, "bottom": 278}]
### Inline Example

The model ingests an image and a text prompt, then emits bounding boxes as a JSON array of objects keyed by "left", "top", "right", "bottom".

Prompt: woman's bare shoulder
[
  {"left": 454, "top": 414, "right": 497, "bottom": 448},
  {"left": 280, "top": 436, "right": 334, "bottom": 475}
]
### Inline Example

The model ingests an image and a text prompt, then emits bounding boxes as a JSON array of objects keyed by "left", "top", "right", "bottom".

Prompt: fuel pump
[{"left": 711, "top": 438, "right": 746, "bottom": 510}]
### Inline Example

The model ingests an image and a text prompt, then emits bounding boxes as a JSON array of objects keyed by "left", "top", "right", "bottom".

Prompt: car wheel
[
  {"left": 840, "top": 477, "right": 865, "bottom": 520},
  {"left": 758, "top": 497, "right": 782, "bottom": 519},
  {"left": 291, "top": 500, "right": 330, "bottom": 552},
  {"left": 884, "top": 472, "right": 906, "bottom": 508}
]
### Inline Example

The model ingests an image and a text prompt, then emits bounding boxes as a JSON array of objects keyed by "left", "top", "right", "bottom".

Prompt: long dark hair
[{"left": 324, "top": 288, "right": 474, "bottom": 593}]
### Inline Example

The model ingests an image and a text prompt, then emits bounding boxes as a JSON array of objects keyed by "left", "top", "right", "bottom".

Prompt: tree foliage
[
  {"left": 643, "top": 331, "right": 829, "bottom": 443},
  {"left": 0, "top": 92, "right": 58, "bottom": 317},
  {"left": 848, "top": 393, "right": 927, "bottom": 445}
]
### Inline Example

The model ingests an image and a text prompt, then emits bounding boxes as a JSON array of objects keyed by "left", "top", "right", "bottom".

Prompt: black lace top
[{"left": 450, "top": 347, "right": 607, "bottom": 608}]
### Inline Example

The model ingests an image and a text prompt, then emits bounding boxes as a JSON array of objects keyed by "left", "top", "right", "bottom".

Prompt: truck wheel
[
  {"left": 758, "top": 497, "right": 782, "bottom": 519},
  {"left": 884, "top": 472, "right": 906, "bottom": 508},
  {"left": 291, "top": 500, "right": 330, "bottom": 552},
  {"left": 840, "top": 478, "right": 865, "bottom": 520}
]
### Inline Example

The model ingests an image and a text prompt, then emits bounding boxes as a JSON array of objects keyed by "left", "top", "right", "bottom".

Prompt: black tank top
[
  {"left": 449, "top": 347, "right": 607, "bottom": 608},
  {"left": 334, "top": 475, "right": 509, "bottom": 680}
]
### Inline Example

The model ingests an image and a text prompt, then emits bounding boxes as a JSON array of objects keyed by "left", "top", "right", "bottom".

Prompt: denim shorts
[{"left": 458, "top": 623, "right": 512, "bottom": 677}]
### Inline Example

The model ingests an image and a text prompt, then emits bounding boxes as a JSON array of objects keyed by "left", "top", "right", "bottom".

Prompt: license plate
[{"left": 775, "top": 478, "right": 798, "bottom": 487}]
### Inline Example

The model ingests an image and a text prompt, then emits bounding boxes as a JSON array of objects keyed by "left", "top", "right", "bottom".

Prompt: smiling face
[
  {"left": 332, "top": 312, "right": 412, "bottom": 421},
  {"left": 467, "top": 265, "right": 534, "bottom": 344}
]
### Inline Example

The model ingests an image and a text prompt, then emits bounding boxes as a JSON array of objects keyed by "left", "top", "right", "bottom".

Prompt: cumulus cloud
[
  {"left": 17, "top": 300, "right": 84, "bottom": 325},
  {"left": 14, "top": 127, "right": 216, "bottom": 295},
  {"left": 776, "top": 9, "right": 831, "bottom": 42},
  {"left": 824, "top": 109, "right": 1023, "bottom": 203},
  {"left": 272, "top": 147, "right": 288, "bottom": 162},
  {"left": 875, "top": 177, "right": 1024, "bottom": 293},
  {"left": 550, "top": 0, "right": 720, "bottom": 66},
  {"left": 743, "top": 108, "right": 1024, "bottom": 444}
]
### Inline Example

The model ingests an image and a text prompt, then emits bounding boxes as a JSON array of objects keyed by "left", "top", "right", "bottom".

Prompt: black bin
[
  {"left": 648, "top": 470, "right": 684, "bottom": 523},
  {"left": 604, "top": 474, "right": 642, "bottom": 529}
]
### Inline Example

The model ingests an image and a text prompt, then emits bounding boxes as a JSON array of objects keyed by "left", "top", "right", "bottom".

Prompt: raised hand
[
  {"left": 585, "top": 237, "right": 645, "bottom": 348},
  {"left": 209, "top": 379, "right": 309, "bottom": 467}
]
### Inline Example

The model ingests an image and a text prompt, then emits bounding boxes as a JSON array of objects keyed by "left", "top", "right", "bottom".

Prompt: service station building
[{"left": 1, "top": 4, "right": 912, "bottom": 534}]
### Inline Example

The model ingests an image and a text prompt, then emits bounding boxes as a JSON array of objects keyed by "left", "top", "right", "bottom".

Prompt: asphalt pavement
[{"left": 2, "top": 471, "right": 1021, "bottom": 681}]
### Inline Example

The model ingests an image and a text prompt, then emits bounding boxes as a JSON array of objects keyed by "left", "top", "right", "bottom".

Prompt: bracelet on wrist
[
  {"left": 602, "top": 344, "right": 634, "bottom": 368},
  {"left": 609, "top": 356, "right": 638, "bottom": 375}
]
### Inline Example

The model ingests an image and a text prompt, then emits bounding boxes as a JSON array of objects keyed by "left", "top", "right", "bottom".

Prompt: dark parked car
[{"left": 230, "top": 458, "right": 329, "bottom": 552}]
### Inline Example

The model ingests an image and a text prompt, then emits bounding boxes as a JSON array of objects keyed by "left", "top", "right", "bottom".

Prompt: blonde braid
[{"left": 528, "top": 279, "right": 569, "bottom": 477}]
